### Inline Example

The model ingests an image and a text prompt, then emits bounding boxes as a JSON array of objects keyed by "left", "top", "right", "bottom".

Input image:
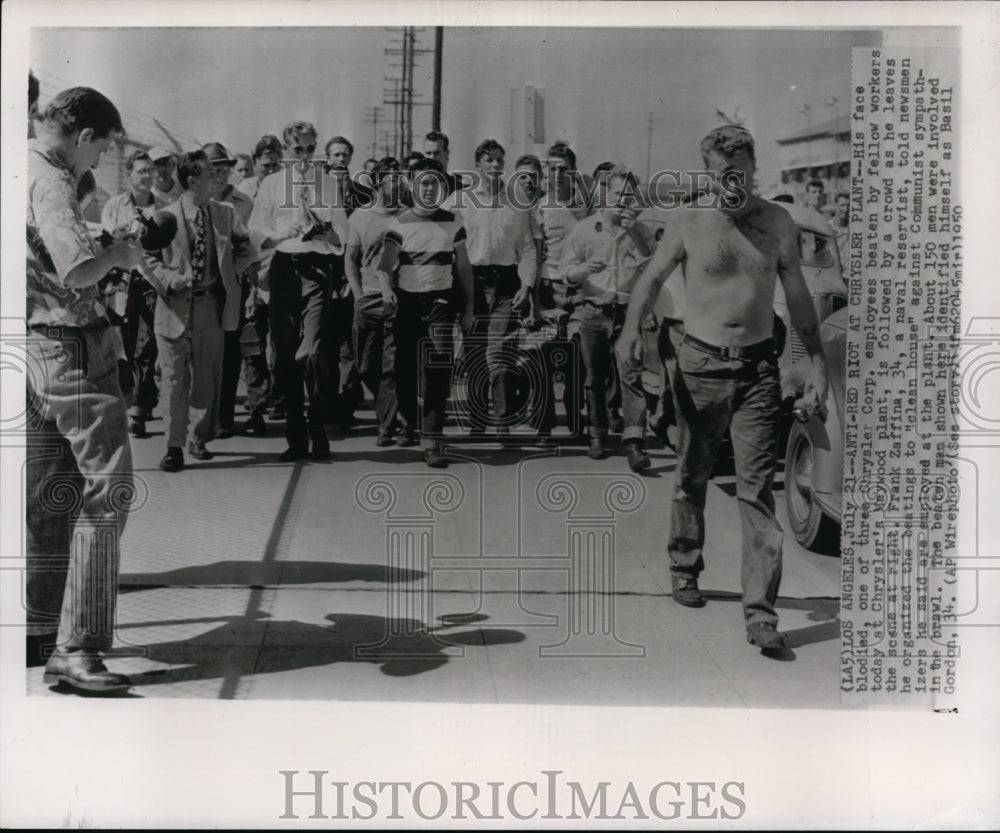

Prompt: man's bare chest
[{"left": 688, "top": 216, "right": 780, "bottom": 283}]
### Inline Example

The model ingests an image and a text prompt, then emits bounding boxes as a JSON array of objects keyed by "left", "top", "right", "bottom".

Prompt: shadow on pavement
[
  {"left": 121, "top": 559, "right": 426, "bottom": 588},
  {"left": 122, "top": 612, "right": 525, "bottom": 691}
]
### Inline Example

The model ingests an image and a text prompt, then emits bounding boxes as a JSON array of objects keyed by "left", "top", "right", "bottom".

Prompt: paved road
[{"left": 28, "top": 396, "right": 844, "bottom": 707}]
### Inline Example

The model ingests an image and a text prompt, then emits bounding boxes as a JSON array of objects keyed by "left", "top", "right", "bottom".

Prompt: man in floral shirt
[{"left": 26, "top": 87, "right": 145, "bottom": 693}]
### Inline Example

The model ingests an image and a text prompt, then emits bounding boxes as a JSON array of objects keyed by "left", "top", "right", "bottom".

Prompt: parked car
[{"left": 782, "top": 305, "right": 847, "bottom": 553}]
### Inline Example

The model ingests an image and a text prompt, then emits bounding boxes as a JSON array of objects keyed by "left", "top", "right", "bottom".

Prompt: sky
[{"left": 31, "top": 26, "right": 880, "bottom": 190}]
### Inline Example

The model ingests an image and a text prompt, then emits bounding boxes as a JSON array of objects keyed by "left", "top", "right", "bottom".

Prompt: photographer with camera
[
  {"left": 100, "top": 149, "right": 165, "bottom": 438},
  {"left": 25, "top": 86, "right": 144, "bottom": 692}
]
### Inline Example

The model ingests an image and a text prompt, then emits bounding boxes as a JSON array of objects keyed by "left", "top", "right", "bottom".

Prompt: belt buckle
[{"left": 720, "top": 345, "right": 743, "bottom": 361}]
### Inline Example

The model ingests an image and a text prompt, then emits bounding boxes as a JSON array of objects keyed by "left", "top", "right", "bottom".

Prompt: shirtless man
[{"left": 616, "top": 125, "right": 828, "bottom": 651}]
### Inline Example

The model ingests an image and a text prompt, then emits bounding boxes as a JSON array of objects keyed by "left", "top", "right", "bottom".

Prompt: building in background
[
  {"left": 32, "top": 70, "right": 200, "bottom": 212},
  {"left": 776, "top": 112, "right": 850, "bottom": 207}
]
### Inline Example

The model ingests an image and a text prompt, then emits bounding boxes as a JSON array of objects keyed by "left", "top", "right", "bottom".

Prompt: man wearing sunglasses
[{"left": 249, "top": 121, "right": 349, "bottom": 461}]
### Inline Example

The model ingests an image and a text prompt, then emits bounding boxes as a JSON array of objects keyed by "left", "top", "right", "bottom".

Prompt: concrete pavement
[{"left": 27, "top": 395, "right": 845, "bottom": 707}]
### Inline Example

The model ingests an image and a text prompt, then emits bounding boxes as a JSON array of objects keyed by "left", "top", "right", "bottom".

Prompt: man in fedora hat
[{"left": 143, "top": 149, "right": 256, "bottom": 472}]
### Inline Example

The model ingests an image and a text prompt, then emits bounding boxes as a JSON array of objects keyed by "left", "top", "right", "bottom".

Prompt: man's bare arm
[
  {"left": 776, "top": 213, "right": 824, "bottom": 360},
  {"left": 776, "top": 209, "right": 829, "bottom": 415},
  {"left": 615, "top": 216, "right": 684, "bottom": 366}
]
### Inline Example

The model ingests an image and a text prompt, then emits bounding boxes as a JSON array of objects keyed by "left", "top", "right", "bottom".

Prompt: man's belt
[
  {"left": 473, "top": 264, "right": 519, "bottom": 283},
  {"left": 192, "top": 284, "right": 220, "bottom": 297},
  {"left": 683, "top": 333, "right": 775, "bottom": 362},
  {"left": 582, "top": 299, "right": 617, "bottom": 315}
]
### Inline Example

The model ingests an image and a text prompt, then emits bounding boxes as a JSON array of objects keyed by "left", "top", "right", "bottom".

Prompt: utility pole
[
  {"left": 432, "top": 27, "right": 443, "bottom": 131},
  {"left": 384, "top": 27, "right": 433, "bottom": 158},
  {"left": 364, "top": 106, "right": 383, "bottom": 160}
]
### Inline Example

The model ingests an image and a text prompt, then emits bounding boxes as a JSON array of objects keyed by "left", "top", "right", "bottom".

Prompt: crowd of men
[
  {"left": 90, "top": 124, "right": 677, "bottom": 471},
  {"left": 24, "top": 78, "right": 828, "bottom": 694}
]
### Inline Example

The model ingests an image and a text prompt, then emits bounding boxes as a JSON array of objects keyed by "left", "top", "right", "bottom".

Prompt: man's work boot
[
  {"left": 423, "top": 443, "right": 448, "bottom": 469},
  {"left": 746, "top": 621, "right": 786, "bottom": 651},
  {"left": 671, "top": 573, "right": 706, "bottom": 608},
  {"left": 587, "top": 436, "right": 607, "bottom": 460},
  {"left": 624, "top": 439, "right": 651, "bottom": 472}
]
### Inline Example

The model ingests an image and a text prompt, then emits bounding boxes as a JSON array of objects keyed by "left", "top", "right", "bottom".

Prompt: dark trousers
[
  {"left": 268, "top": 251, "right": 334, "bottom": 448},
  {"left": 570, "top": 302, "right": 617, "bottom": 437},
  {"left": 466, "top": 265, "right": 523, "bottom": 428},
  {"left": 327, "top": 256, "right": 363, "bottom": 425},
  {"left": 242, "top": 300, "right": 272, "bottom": 418},
  {"left": 535, "top": 278, "right": 582, "bottom": 434},
  {"left": 353, "top": 292, "right": 399, "bottom": 437},
  {"left": 219, "top": 279, "right": 272, "bottom": 426},
  {"left": 668, "top": 337, "right": 783, "bottom": 625},
  {"left": 121, "top": 277, "right": 158, "bottom": 418},
  {"left": 393, "top": 288, "right": 455, "bottom": 445}
]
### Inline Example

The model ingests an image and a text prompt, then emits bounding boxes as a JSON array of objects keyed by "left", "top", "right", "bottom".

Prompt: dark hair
[
  {"left": 28, "top": 70, "right": 40, "bottom": 110},
  {"left": 699, "top": 124, "right": 756, "bottom": 166},
  {"left": 235, "top": 152, "right": 252, "bottom": 167},
  {"left": 282, "top": 121, "right": 317, "bottom": 145},
  {"left": 404, "top": 151, "right": 426, "bottom": 170},
  {"left": 325, "top": 135, "right": 354, "bottom": 157},
  {"left": 39, "top": 86, "right": 123, "bottom": 140},
  {"left": 773, "top": 193, "right": 794, "bottom": 204},
  {"left": 424, "top": 130, "right": 450, "bottom": 151},
  {"left": 474, "top": 138, "right": 505, "bottom": 162},
  {"left": 140, "top": 210, "right": 179, "bottom": 251},
  {"left": 807, "top": 179, "right": 824, "bottom": 191},
  {"left": 371, "top": 156, "right": 401, "bottom": 186},
  {"left": 125, "top": 150, "right": 152, "bottom": 173},
  {"left": 177, "top": 149, "right": 208, "bottom": 189},
  {"left": 408, "top": 157, "right": 445, "bottom": 175},
  {"left": 252, "top": 134, "right": 282, "bottom": 160},
  {"left": 515, "top": 153, "right": 541, "bottom": 172},
  {"left": 547, "top": 141, "right": 576, "bottom": 170},
  {"left": 835, "top": 191, "right": 849, "bottom": 202},
  {"left": 592, "top": 160, "right": 615, "bottom": 179}
]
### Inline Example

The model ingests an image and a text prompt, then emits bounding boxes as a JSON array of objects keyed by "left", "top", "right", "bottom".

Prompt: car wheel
[{"left": 784, "top": 420, "right": 839, "bottom": 553}]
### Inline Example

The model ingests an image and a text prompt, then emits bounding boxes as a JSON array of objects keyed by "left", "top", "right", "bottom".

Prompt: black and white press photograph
[{"left": 2, "top": 1, "right": 998, "bottom": 828}]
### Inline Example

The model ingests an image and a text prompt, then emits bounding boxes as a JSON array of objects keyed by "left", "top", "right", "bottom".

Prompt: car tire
[{"left": 784, "top": 420, "right": 840, "bottom": 554}]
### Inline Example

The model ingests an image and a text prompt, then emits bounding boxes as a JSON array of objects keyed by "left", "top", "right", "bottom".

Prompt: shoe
[
  {"left": 278, "top": 445, "right": 308, "bottom": 462},
  {"left": 128, "top": 416, "right": 148, "bottom": 439},
  {"left": 376, "top": 434, "right": 396, "bottom": 447},
  {"left": 397, "top": 431, "right": 419, "bottom": 448},
  {"left": 624, "top": 440, "right": 652, "bottom": 473},
  {"left": 158, "top": 447, "right": 184, "bottom": 472},
  {"left": 746, "top": 621, "right": 786, "bottom": 651},
  {"left": 242, "top": 414, "right": 267, "bottom": 436},
  {"left": 309, "top": 427, "right": 330, "bottom": 460},
  {"left": 188, "top": 440, "right": 214, "bottom": 460},
  {"left": 43, "top": 651, "right": 132, "bottom": 693},
  {"left": 26, "top": 633, "right": 56, "bottom": 668},
  {"left": 216, "top": 425, "right": 234, "bottom": 439},
  {"left": 423, "top": 444, "right": 448, "bottom": 468},
  {"left": 671, "top": 573, "right": 706, "bottom": 608},
  {"left": 587, "top": 436, "right": 607, "bottom": 460}
]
